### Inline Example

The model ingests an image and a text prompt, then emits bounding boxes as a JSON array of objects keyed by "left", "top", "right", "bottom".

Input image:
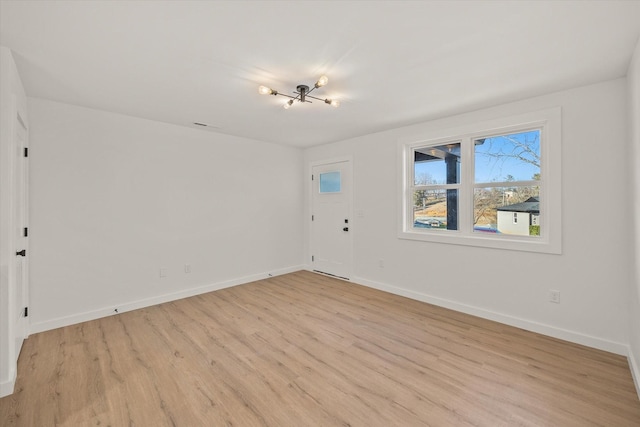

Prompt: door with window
[{"left": 311, "top": 160, "right": 352, "bottom": 279}]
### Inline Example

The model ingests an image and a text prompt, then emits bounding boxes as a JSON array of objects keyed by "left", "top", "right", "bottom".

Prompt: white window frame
[{"left": 398, "top": 108, "right": 561, "bottom": 254}]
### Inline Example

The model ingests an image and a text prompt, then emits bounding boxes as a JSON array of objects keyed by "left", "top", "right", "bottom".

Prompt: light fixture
[
  {"left": 258, "top": 85, "right": 275, "bottom": 95},
  {"left": 315, "top": 75, "right": 328, "bottom": 88},
  {"left": 258, "top": 75, "right": 339, "bottom": 109}
]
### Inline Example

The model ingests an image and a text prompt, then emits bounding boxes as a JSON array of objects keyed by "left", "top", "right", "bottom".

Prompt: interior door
[
  {"left": 14, "top": 113, "right": 28, "bottom": 355},
  {"left": 311, "top": 160, "right": 352, "bottom": 279}
]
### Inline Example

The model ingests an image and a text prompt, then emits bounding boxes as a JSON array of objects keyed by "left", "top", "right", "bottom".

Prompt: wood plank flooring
[{"left": 1, "top": 270, "right": 639, "bottom": 426}]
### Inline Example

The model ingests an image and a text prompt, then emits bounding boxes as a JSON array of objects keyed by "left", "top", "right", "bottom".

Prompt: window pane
[
  {"left": 413, "top": 189, "right": 458, "bottom": 230},
  {"left": 414, "top": 142, "right": 461, "bottom": 185},
  {"left": 319, "top": 171, "right": 341, "bottom": 193},
  {"left": 474, "top": 186, "right": 540, "bottom": 236},
  {"left": 474, "top": 130, "right": 540, "bottom": 183}
]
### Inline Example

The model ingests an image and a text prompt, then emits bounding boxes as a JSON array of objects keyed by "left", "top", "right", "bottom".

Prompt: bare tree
[
  {"left": 473, "top": 175, "right": 539, "bottom": 225},
  {"left": 413, "top": 173, "right": 439, "bottom": 208},
  {"left": 474, "top": 187, "right": 501, "bottom": 225},
  {"left": 477, "top": 132, "right": 540, "bottom": 172}
]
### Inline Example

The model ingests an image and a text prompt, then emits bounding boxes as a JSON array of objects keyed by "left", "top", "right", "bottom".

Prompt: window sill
[{"left": 398, "top": 228, "right": 561, "bottom": 254}]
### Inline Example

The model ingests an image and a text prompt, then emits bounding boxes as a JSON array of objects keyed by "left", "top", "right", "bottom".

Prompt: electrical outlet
[
  {"left": 159, "top": 268, "right": 167, "bottom": 278},
  {"left": 184, "top": 264, "right": 191, "bottom": 273},
  {"left": 549, "top": 290, "right": 560, "bottom": 303},
  {"left": 378, "top": 259, "right": 384, "bottom": 268}
]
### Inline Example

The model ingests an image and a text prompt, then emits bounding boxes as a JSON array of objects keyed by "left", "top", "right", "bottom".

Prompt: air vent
[{"left": 192, "top": 122, "right": 221, "bottom": 130}]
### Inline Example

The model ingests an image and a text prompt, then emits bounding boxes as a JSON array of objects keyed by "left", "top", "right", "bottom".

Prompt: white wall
[
  {"left": 305, "top": 78, "right": 632, "bottom": 354},
  {"left": 28, "top": 98, "right": 304, "bottom": 332},
  {"left": 0, "top": 46, "right": 28, "bottom": 397},
  {"left": 628, "top": 37, "right": 640, "bottom": 396},
  {"left": 496, "top": 211, "right": 531, "bottom": 236}
]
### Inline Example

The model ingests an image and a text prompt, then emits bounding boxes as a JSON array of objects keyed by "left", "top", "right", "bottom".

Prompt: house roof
[{"left": 497, "top": 197, "right": 540, "bottom": 214}]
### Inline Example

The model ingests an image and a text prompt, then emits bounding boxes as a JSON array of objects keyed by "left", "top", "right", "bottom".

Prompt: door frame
[
  {"left": 308, "top": 156, "right": 353, "bottom": 280},
  {"left": 13, "top": 109, "right": 29, "bottom": 346}
]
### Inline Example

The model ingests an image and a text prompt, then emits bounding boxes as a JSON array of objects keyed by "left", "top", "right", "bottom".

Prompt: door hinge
[
  {"left": 312, "top": 255, "right": 314, "bottom": 262},
  {"left": 24, "top": 227, "right": 28, "bottom": 237},
  {"left": 24, "top": 147, "right": 28, "bottom": 158},
  {"left": 311, "top": 215, "right": 314, "bottom": 221},
  {"left": 24, "top": 307, "right": 28, "bottom": 317},
  {"left": 311, "top": 174, "right": 314, "bottom": 181}
]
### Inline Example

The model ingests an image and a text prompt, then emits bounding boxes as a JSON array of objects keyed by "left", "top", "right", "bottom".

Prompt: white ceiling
[{"left": 1, "top": 1, "right": 639, "bottom": 148}]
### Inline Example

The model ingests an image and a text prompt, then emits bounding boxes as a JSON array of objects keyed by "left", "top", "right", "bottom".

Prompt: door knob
[
  {"left": 16, "top": 249, "right": 26, "bottom": 257},
  {"left": 343, "top": 227, "right": 349, "bottom": 232}
]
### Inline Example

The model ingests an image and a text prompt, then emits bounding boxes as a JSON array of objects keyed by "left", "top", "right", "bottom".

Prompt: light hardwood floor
[{"left": 1, "top": 270, "right": 639, "bottom": 426}]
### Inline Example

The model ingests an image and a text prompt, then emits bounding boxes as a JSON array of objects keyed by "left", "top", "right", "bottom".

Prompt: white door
[
  {"left": 13, "top": 113, "right": 28, "bottom": 355},
  {"left": 311, "top": 160, "right": 352, "bottom": 279}
]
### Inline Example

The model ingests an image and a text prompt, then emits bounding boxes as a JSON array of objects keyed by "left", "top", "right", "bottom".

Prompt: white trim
[
  {"left": 29, "top": 265, "right": 303, "bottom": 335},
  {"left": 397, "top": 107, "right": 562, "bottom": 254},
  {"left": 6, "top": 95, "right": 18, "bottom": 364},
  {"left": 629, "top": 347, "right": 640, "bottom": 400},
  {"left": 352, "top": 275, "right": 628, "bottom": 356},
  {"left": 15, "top": 110, "right": 29, "bottom": 345},
  {"left": 0, "top": 368, "right": 16, "bottom": 398}
]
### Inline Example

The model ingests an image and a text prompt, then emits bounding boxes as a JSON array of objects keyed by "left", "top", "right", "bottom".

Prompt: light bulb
[
  {"left": 258, "top": 85, "right": 273, "bottom": 95},
  {"left": 315, "top": 75, "right": 329, "bottom": 88},
  {"left": 284, "top": 99, "right": 294, "bottom": 109},
  {"left": 325, "top": 99, "right": 340, "bottom": 108}
]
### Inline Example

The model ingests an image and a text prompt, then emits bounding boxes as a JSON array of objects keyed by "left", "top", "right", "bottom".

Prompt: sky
[{"left": 415, "top": 130, "right": 540, "bottom": 185}]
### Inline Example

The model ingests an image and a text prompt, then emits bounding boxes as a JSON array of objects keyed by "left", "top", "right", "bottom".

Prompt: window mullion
[
  {"left": 407, "top": 146, "right": 416, "bottom": 230},
  {"left": 459, "top": 136, "right": 473, "bottom": 235}
]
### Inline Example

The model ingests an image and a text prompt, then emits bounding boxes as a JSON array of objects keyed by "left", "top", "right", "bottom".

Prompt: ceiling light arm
[
  {"left": 306, "top": 94, "right": 340, "bottom": 107},
  {"left": 305, "top": 94, "right": 328, "bottom": 102},
  {"left": 260, "top": 89, "right": 304, "bottom": 101},
  {"left": 305, "top": 84, "right": 321, "bottom": 97},
  {"left": 277, "top": 93, "right": 298, "bottom": 100},
  {"left": 287, "top": 92, "right": 312, "bottom": 104}
]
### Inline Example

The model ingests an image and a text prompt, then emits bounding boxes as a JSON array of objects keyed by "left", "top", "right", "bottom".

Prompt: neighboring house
[{"left": 496, "top": 197, "right": 540, "bottom": 236}]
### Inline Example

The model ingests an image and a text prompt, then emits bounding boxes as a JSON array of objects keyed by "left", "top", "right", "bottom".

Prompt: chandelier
[{"left": 258, "top": 75, "right": 340, "bottom": 109}]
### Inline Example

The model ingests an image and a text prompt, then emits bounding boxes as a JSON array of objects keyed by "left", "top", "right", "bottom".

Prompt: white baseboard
[
  {"left": 0, "top": 369, "right": 16, "bottom": 398},
  {"left": 29, "top": 265, "right": 304, "bottom": 335},
  {"left": 629, "top": 347, "right": 640, "bottom": 400},
  {"left": 350, "top": 275, "right": 628, "bottom": 356}
]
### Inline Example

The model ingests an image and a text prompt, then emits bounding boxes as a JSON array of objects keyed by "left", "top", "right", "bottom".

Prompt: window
[
  {"left": 399, "top": 108, "right": 561, "bottom": 254},
  {"left": 319, "top": 171, "right": 341, "bottom": 193}
]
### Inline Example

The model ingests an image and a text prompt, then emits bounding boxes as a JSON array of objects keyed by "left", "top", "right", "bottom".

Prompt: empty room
[{"left": 2, "top": 1, "right": 640, "bottom": 425}]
